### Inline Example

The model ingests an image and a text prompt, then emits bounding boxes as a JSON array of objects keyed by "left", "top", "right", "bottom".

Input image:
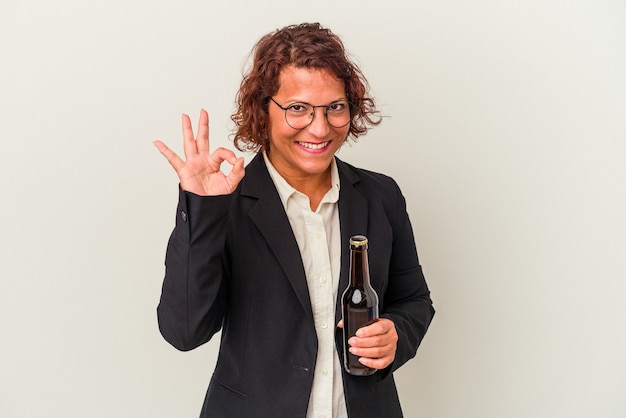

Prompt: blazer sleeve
[
  {"left": 379, "top": 180, "right": 435, "bottom": 376},
  {"left": 157, "top": 187, "right": 232, "bottom": 351}
]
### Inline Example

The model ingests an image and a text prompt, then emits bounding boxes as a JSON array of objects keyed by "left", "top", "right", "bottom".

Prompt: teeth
[{"left": 299, "top": 141, "right": 329, "bottom": 150}]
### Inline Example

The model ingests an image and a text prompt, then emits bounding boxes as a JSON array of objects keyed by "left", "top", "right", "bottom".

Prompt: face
[{"left": 266, "top": 65, "right": 350, "bottom": 184}]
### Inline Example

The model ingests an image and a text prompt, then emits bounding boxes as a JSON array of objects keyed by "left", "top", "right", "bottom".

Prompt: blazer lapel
[
  {"left": 241, "top": 155, "right": 314, "bottom": 324},
  {"left": 335, "top": 158, "right": 369, "bottom": 322},
  {"left": 240, "top": 156, "right": 368, "bottom": 326}
]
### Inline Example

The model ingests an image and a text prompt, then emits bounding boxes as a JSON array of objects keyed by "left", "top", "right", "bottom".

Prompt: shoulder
[{"left": 336, "top": 158, "right": 403, "bottom": 196}]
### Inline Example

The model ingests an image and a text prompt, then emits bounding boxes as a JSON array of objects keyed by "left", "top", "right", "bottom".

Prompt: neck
[
  {"left": 287, "top": 169, "right": 332, "bottom": 211},
  {"left": 265, "top": 152, "right": 334, "bottom": 211}
]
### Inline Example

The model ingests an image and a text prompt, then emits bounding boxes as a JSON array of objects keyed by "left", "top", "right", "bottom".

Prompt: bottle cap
[{"left": 349, "top": 235, "right": 368, "bottom": 248}]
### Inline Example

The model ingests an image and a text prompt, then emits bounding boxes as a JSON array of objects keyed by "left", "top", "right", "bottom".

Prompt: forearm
[
  {"left": 381, "top": 280, "right": 434, "bottom": 373},
  {"left": 381, "top": 188, "right": 435, "bottom": 373},
  {"left": 157, "top": 187, "right": 233, "bottom": 351}
]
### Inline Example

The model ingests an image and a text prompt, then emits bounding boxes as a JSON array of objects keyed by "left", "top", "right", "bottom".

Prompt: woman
[{"left": 154, "top": 22, "right": 434, "bottom": 418}]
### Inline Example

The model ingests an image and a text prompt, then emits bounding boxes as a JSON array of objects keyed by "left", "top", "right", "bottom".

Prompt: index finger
[{"left": 356, "top": 318, "right": 394, "bottom": 337}]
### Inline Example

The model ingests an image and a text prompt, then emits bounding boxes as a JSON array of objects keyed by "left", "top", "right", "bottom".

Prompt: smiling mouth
[{"left": 297, "top": 141, "right": 330, "bottom": 150}]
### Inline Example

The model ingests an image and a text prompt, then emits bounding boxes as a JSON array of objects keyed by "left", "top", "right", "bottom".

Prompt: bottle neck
[{"left": 349, "top": 248, "right": 370, "bottom": 287}]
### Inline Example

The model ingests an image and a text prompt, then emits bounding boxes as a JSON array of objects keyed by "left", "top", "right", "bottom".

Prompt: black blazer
[{"left": 158, "top": 154, "right": 434, "bottom": 417}]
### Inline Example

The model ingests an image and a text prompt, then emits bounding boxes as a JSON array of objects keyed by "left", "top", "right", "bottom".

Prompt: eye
[
  {"left": 327, "top": 101, "right": 347, "bottom": 112},
  {"left": 287, "top": 103, "right": 310, "bottom": 113}
]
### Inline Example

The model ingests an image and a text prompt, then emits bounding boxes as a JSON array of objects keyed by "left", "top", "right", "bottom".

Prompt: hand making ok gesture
[{"left": 154, "top": 109, "right": 245, "bottom": 196}]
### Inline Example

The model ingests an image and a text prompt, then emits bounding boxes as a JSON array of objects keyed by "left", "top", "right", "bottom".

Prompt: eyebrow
[{"left": 284, "top": 98, "right": 348, "bottom": 105}]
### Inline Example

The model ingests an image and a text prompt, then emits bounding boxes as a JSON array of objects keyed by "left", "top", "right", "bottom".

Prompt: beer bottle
[{"left": 341, "top": 235, "right": 379, "bottom": 376}]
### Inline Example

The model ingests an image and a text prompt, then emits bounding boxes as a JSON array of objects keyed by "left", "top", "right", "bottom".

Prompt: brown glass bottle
[{"left": 341, "top": 235, "right": 379, "bottom": 376}]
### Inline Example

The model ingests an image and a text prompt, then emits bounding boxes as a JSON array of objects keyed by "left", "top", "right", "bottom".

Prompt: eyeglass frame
[{"left": 269, "top": 97, "right": 352, "bottom": 130}]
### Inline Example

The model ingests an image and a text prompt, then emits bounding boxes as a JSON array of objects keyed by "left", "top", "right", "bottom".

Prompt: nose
[{"left": 307, "top": 107, "right": 331, "bottom": 138}]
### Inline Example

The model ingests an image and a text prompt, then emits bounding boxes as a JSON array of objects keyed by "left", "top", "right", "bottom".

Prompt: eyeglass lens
[{"left": 283, "top": 101, "right": 350, "bottom": 129}]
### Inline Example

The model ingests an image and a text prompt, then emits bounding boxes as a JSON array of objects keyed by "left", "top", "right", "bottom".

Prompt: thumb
[{"left": 227, "top": 157, "right": 246, "bottom": 188}]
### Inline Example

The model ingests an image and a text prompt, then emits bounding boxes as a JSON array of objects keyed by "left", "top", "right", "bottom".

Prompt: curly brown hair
[{"left": 231, "top": 22, "right": 381, "bottom": 153}]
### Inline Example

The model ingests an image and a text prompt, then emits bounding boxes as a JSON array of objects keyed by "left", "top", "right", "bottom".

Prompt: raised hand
[{"left": 154, "top": 109, "right": 245, "bottom": 196}]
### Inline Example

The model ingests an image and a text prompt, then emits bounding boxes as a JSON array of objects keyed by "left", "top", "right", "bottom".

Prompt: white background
[{"left": 1, "top": 0, "right": 625, "bottom": 417}]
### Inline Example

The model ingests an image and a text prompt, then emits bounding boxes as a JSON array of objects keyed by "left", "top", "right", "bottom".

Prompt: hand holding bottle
[
  {"left": 338, "top": 318, "right": 398, "bottom": 370},
  {"left": 154, "top": 109, "right": 245, "bottom": 196}
]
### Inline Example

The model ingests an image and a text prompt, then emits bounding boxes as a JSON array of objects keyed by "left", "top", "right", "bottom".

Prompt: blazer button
[{"left": 181, "top": 211, "right": 188, "bottom": 222}]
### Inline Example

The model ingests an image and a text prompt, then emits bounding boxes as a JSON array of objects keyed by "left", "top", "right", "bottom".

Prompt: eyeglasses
[{"left": 269, "top": 97, "right": 351, "bottom": 130}]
